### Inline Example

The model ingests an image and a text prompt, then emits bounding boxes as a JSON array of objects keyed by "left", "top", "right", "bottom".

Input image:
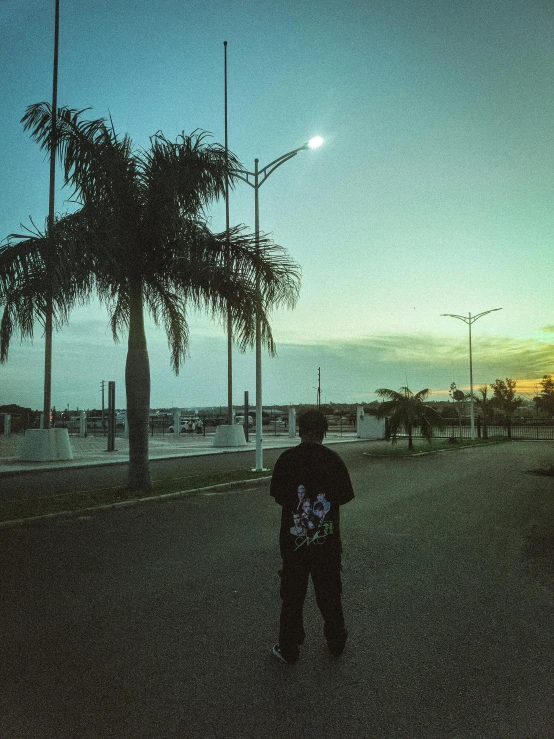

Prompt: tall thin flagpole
[
  {"left": 468, "top": 312, "right": 474, "bottom": 439},
  {"left": 224, "top": 40, "right": 233, "bottom": 425},
  {"left": 43, "top": 0, "right": 60, "bottom": 428},
  {"left": 254, "top": 158, "right": 263, "bottom": 470}
]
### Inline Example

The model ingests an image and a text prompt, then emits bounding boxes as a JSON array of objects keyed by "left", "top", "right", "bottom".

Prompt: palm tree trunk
[
  {"left": 407, "top": 423, "right": 414, "bottom": 451},
  {"left": 126, "top": 279, "right": 152, "bottom": 490}
]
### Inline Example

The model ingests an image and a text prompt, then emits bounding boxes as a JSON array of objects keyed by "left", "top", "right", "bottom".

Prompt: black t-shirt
[{"left": 270, "top": 442, "right": 354, "bottom": 562}]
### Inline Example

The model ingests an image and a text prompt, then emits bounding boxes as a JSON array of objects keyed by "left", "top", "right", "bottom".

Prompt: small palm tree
[
  {"left": 15, "top": 103, "right": 300, "bottom": 490},
  {"left": 375, "top": 386, "right": 444, "bottom": 451},
  {"left": 473, "top": 385, "right": 494, "bottom": 439}
]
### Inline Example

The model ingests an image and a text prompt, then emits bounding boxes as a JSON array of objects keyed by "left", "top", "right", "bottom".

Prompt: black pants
[{"left": 279, "top": 555, "right": 347, "bottom": 662}]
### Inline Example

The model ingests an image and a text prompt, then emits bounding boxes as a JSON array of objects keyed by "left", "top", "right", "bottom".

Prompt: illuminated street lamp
[
  {"left": 441, "top": 308, "right": 502, "bottom": 439},
  {"left": 236, "top": 137, "right": 324, "bottom": 470},
  {"left": 308, "top": 136, "right": 324, "bottom": 149}
]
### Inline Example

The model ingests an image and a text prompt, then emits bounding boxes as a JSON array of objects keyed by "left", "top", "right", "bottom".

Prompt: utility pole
[
  {"left": 100, "top": 380, "right": 106, "bottom": 433},
  {"left": 317, "top": 367, "right": 321, "bottom": 408},
  {"left": 107, "top": 381, "right": 115, "bottom": 452}
]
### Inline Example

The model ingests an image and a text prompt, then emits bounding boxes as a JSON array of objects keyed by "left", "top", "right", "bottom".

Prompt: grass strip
[
  {"left": 0, "top": 468, "right": 271, "bottom": 523},
  {"left": 364, "top": 437, "right": 509, "bottom": 458}
]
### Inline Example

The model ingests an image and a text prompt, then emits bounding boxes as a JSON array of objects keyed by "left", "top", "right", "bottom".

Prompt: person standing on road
[{"left": 270, "top": 410, "right": 355, "bottom": 664}]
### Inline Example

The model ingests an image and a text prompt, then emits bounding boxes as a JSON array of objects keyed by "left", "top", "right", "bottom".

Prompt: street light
[
  {"left": 441, "top": 308, "right": 502, "bottom": 439},
  {"left": 308, "top": 136, "right": 324, "bottom": 149},
  {"left": 236, "top": 137, "right": 324, "bottom": 470}
]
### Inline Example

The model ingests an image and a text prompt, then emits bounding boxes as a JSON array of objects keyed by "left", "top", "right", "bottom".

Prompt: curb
[
  {"left": 0, "top": 437, "right": 366, "bottom": 477},
  {"left": 363, "top": 440, "right": 509, "bottom": 458},
  {"left": 0, "top": 450, "right": 244, "bottom": 477},
  {"left": 0, "top": 475, "right": 272, "bottom": 530}
]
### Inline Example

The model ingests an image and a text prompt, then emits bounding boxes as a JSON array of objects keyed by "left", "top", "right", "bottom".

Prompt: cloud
[
  {"left": 285, "top": 332, "right": 554, "bottom": 373},
  {"left": 472, "top": 336, "right": 554, "bottom": 376},
  {"left": 2, "top": 328, "right": 553, "bottom": 409},
  {"left": 273, "top": 333, "right": 554, "bottom": 401}
]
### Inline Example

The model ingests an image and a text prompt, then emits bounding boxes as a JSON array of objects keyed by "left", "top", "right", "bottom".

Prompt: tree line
[{"left": 368, "top": 376, "right": 554, "bottom": 450}]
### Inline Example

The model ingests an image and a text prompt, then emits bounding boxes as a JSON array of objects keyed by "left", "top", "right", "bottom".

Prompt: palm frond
[
  {"left": 143, "top": 279, "right": 190, "bottom": 373},
  {"left": 140, "top": 130, "right": 242, "bottom": 217},
  {"left": 23, "top": 103, "right": 140, "bottom": 220},
  {"left": 413, "top": 388, "right": 430, "bottom": 401},
  {"left": 165, "top": 224, "right": 298, "bottom": 356},
  {"left": 0, "top": 211, "right": 97, "bottom": 361},
  {"left": 375, "top": 388, "right": 405, "bottom": 403}
]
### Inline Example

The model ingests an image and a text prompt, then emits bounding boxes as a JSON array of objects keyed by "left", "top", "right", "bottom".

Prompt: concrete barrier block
[
  {"left": 20, "top": 428, "right": 74, "bottom": 461},
  {"left": 212, "top": 424, "right": 247, "bottom": 448}
]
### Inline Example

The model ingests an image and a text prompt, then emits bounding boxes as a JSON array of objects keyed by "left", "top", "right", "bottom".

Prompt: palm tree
[
  {"left": 449, "top": 381, "right": 467, "bottom": 439},
  {"left": 20, "top": 103, "right": 301, "bottom": 490},
  {"left": 474, "top": 385, "right": 494, "bottom": 439},
  {"left": 374, "top": 386, "right": 444, "bottom": 451}
]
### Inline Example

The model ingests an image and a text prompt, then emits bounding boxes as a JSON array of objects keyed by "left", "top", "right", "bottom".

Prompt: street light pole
[
  {"left": 236, "top": 137, "right": 323, "bottom": 470},
  {"left": 441, "top": 308, "right": 502, "bottom": 439},
  {"left": 254, "top": 156, "right": 262, "bottom": 470}
]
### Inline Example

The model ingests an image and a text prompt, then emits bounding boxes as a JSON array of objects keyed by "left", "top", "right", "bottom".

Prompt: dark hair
[{"left": 298, "top": 410, "right": 328, "bottom": 438}]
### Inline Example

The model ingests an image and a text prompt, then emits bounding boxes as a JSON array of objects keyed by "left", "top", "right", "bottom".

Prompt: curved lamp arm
[
  {"left": 440, "top": 308, "right": 502, "bottom": 325},
  {"left": 235, "top": 138, "right": 322, "bottom": 189}
]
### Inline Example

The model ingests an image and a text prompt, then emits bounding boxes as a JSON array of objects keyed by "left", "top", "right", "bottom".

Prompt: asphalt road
[{"left": 1, "top": 441, "right": 553, "bottom": 738}]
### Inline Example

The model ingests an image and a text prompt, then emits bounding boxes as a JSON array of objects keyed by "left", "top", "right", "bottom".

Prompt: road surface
[{"left": 1, "top": 441, "right": 553, "bottom": 738}]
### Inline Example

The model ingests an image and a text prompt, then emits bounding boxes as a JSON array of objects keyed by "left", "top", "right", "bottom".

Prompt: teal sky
[{"left": 1, "top": 0, "right": 553, "bottom": 409}]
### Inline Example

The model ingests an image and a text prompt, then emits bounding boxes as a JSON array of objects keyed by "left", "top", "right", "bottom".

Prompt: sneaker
[
  {"left": 327, "top": 628, "right": 347, "bottom": 657},
  {"left": 327, "top": 638, "right": 346, "bottom": 657},
  {"left": 272, "top": 644, "right": 298, "bottom": 664}
]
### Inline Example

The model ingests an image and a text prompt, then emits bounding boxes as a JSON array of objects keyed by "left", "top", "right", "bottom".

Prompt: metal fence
[{"left": 398, "top": 421, "right": 554, "bottom": 441}]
